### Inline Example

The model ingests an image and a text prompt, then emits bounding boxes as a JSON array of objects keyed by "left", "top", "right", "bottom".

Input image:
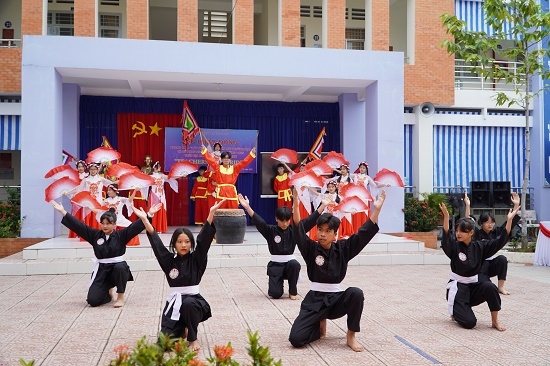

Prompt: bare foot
[
  {"left": 346, "top": 331, "right": 364, "bottom": 352},
  {"left": 492, "top": 321, "right": 506, "bottom": 331},
  {"left": 109, "top": 287, "right": 116, "bottom": 301},
  {"left": 320, "top": 319, "right": 326, "bottom": 338},
  {"left": 289, "top": 294, "right": 299, "bottom": 300},
  {"left": 499, "top": 288, "right": 511, "bottom": 295},
  {"left": 189, "top": 340, "right": 201, "bottom": 352},
  {"left": 113, "top": 293, "right": 124, "bottom": 308},
  {"left": 183, "top": 328, "right": 188, "bottom": 340},
  {"left": 450, "top": 315, "right": 455, "bottom": 322}
]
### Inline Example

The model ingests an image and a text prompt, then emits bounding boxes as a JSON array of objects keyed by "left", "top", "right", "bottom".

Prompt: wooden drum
[{"left": 213, "top": 208, "right": 246, "bottom": 244}]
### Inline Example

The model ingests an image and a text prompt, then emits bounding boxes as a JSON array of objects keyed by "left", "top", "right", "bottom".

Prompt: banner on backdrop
[{"left": 164, "top": 128, "right": 259, "bottom": 173}]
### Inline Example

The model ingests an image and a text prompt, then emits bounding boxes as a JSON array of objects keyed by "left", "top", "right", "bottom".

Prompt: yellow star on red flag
[{"left": 149, "top": 122, "right": 162, "bottom": 136}]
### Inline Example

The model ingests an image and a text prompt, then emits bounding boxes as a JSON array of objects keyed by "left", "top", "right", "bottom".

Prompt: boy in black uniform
[
  {"left": 237, "top": 193, "right": 319, "bottom": 299},
  {"left": 288, "top": 188, "right": 386, "bottom": 352}
]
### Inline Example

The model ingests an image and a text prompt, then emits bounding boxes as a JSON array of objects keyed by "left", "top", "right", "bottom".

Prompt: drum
[{"left": 213, "top": 208, "right": 246, "bottom": 244}]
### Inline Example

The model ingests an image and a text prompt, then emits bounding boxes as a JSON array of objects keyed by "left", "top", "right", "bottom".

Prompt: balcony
[
  {"left": 455, "top": 59, "right": 525, "bottom": 91},
  {"left": 0, "top": 39, "right": 21, "bottom": 48}
]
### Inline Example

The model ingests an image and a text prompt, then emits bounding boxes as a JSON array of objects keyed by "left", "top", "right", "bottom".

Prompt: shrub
[
  {"left": 403, "top": 195, "right": 441, "bottom": 232},
  {"left": 0, "top": 186, "right": 23, "bottom": 238}
]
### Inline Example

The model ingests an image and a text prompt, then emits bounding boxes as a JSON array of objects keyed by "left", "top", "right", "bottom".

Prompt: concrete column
[
  {"left": 74, "top": 0, "right": 97, "bottom": 37},
  {"left": 412, "top": 107, "right": 435, "bottom": 196},
  {"left": 178, "top": 0, "right": 198, "bottom": 42},
  {"left": 279, "top": 0, "right": 300, "bottom": 47},
  {"left": 326, "top": 0, "right": 345, "bottom": 49},
  {"left": 127, "top": 0, "right": 148, "bottom": 40},
  {"left": 62, "top": 84, "right": 80, "bottom": 160},
  {"left": 233, "top": 0, "right": 254, "bottom": 45}
]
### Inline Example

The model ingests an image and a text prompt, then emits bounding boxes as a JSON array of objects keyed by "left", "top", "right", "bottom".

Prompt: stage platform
[{"left": 0, "top": 226, "right": 449, "bottom": 275}]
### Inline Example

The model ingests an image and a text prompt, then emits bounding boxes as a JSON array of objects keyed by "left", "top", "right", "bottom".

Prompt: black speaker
[
  {"left": 492, "top": 181, "right": 511, "bottom": 207},
  {"left": 471, "top": 181, "right": 492, "bottom": 208}
]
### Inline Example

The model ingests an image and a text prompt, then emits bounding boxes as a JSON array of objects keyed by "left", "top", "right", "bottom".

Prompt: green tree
[{"left": 441, "top": 0, "right": 550, "bottom": 247}]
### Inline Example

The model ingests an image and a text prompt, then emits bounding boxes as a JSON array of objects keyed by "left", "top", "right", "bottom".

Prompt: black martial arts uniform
[
  {"left": 474, "top": 215, "right": 520, "bottom": 282},
  {"left": 147, "top": 222, "right": 216, "bottom": 342},
  {"left": 61, "top": 213, "right": 145, "bottom": 307},
  {"left": 250, "top": 212, "right": 316, "bottom": 299},
  {"left": 289, "top": 211, "right": 379, "bottom": 347},
  {"left": 441, "top": 229, "right": 509, "bottom": 329}
]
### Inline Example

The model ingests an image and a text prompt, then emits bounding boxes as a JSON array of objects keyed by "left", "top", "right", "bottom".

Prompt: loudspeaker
[
  {"left": 492, "top": 181, "right": 511, "bottom": 207},
  {"left": 420, "top": 102, "right": 435, "bottom": 117},
  {"left": 471, "top": 181, "right": 492, "bottom": 208}
]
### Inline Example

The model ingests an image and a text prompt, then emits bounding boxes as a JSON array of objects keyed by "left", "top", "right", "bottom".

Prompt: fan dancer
[
  {"left": 132, "top": 199, "right": 226, "bottom": 352},
  {"left": 50, "top": 200, "right": 146, "bottom": 308},
  {"left": 67, "top": 160, "right": 88, "bottom": 238},
  {"left": 351, "top": 162, "right": 387, "bottom": 232},
  {"left": 307, "top": 180, "right": 341, "bottom": 241},
  {"left": 334, "top": 164, "right": 353, "bottom": 239},
  {"left": 201, "top": 145, "right": 256, "bottom": 209},
  {"left": 148, "top": 161, "right": 171, "bottom": 233}
]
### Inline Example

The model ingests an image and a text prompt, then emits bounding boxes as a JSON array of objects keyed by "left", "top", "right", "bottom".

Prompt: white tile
[
  {"left": 387, "top": 243, "right": 422, "bottom": 252},
  {"left": 255, "top": 257, "right": 270, "bottom": 266},
  {"left": 67, "top": 261, "right": 94, "bottom": 274},
  {"left": 75, "top": 248, "right": 95, "bottom": 258},
  {"left": 359, "top": 254, "right": 392, "bottom": 265},
  {"left": 27, "top": 262, "right": 68, "bottom": 275},
  {"left": 209, "top": 245, "right": 223, "bottom": 255},
  {"left": 22, "top": 249, "right": 37, "bottom": 260},
  {"left": 0, "top": 263, "right": 27, "bottom": 275},
  {"left": 424, "top": 254, "right": 450, "bottom": 265},
  {"left": 221, "top": 244, "right": 258, "bottom": 255},
  {"left": 219, "top": 257, "right": 257, "bottom": 268},
  {"left": 125, "top": 247, "right": 154, "bottom": 257},
  {"left": 36, "top": 249, "right": 77, "bottom": 259},
  {"left": 363, "top": 243, "right": 388, "bottom": 252},
  {"left": 145, "top": 259, "right": 162, "bottom": 271},
  {"left": 206, "top": 257, "right": 221, "bottom": 268},
  {"left": 390, "top": 254, "right": 424, "bottom": 265},
  {"left": 126, "top": 259, "right": 148, "bottom": 271}
]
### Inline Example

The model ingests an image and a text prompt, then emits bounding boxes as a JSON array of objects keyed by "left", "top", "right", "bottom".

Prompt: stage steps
[{"left": 0, "top": 229, "right": 450, "bottom": 275}]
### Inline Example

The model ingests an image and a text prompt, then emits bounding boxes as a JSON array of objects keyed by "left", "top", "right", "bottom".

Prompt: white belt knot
[
  {"left": 446, "top": 272, "right": 478, "bottom": 315},
  {"left": 165, "top": 285, "right": 200, "bottom": 321},
  {"left": 310, "top": 282, "right": 342, "bottom": 292}
]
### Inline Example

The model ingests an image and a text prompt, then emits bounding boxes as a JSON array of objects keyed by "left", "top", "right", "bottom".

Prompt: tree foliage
[{"left": 441, "top": 0, "right": 550, "bottom": 247}]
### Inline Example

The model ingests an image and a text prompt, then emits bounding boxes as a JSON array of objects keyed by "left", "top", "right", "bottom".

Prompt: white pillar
[{"left": 412, "top": 106, "right": 435, "bottom": 196}]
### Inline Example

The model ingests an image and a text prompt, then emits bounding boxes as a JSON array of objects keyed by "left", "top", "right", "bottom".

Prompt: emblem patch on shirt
[
  {"left": 315, "top": 255, "right": 325, "bottom": 266},
  {"left": 169, "top": 268, "right": 179, "bottom": 279},
  {"left": 458, "top": 252, "right": 467, "bottom": 262},
  {"left": 274, "top": 235, "right": 281, "bottom": 244},
  {"left": 96, "top": 238, "right": 105, "bottom": 245}
]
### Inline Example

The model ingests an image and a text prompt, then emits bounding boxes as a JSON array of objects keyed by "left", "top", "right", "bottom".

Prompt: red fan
[
  {"left": 334, "top": 196, "right": 370, "bottom": 213},
  {"left": 374, "top": 168, "right": 404, "bottom": 187},
  {"left": 271, "top": 148, "right": 298, "bottom": 164},
  {"left": 106, "top": 162, "right": 139, "bottom": 179},
  {"left": 86, "top": 147, "right": 121, "bottom": 164},
  {"left": 322, "top": 151, "right": 350, "bottom": 169},
  {"left": 44, "top": 164, "right": 79, "bottom": 181},
  {"left": 118, "top": 171, "right": 156, "bottom": 190},
  {"left": 339, "top": 183, "right": 374, "bottom": 202},
  {"left": 44, "top": 177, "right": 80, "bottom": 202},
  {"left": 289, "top": 170, "right": 324, "bottom": 188},
  {"left": 168, "top": 160, "right": 199, "bottom": 179},
  {"left": 70, "top": 191, "right": 104, "bottom": 209},
  {"left": 305, "top": 160, "right": 333, "bottom": 176}
]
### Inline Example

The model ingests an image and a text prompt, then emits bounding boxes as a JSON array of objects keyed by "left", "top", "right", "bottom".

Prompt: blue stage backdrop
[{"left": 79, "top": 96, "right": 340, "bottom": 224}]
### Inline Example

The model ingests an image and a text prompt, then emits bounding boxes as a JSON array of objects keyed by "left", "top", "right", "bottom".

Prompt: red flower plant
[
  {"left": 113, "top": 344, "right": 130, "bottom": 362},
  {"left": 214, "top": 344, "right": 235, "bottom": 361}
]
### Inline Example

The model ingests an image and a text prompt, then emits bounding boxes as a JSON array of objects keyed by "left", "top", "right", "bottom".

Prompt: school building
[{"left": 0, "top": 0, "right": 548, "bottom": 238}]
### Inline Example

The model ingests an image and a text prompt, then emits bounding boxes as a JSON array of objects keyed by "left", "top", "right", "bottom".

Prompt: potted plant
[{"left": 395, "top": 194, "right": 444, "bottom": 249}]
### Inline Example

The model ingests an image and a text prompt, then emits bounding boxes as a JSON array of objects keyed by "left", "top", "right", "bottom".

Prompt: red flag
[
  {"left": 308, "top": 127, "right": 326, "bottom": 160},
  {"left": 181, "top": 101, "right": 200, "bottom": 149}
]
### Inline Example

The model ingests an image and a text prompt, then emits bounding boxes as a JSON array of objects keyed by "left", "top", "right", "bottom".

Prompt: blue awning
[
  {"left": 455, "top": 0, "right": 517, "bottom": 40},
  {"left": 433, "top": 125, "right": 524, "bottom": 190},
  {"left": 0, "top": 115, "right": 21, "bottom": 150}
]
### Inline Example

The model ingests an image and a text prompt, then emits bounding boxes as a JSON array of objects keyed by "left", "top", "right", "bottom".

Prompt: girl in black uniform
[
  {"left": 132, "top": 199, "right": 225, "bottom": 352},
  {"left": 289, "top": 189, "right": 386, "bottom": 352},
  {"left": 440, "top": 202, "right": 518, "bottom": 331},
  {"left": 464, "top": 192, "right": 520, "bottom": 295},
  {"left": 50, "top": 200, "right": 145, "bottom": 308}
]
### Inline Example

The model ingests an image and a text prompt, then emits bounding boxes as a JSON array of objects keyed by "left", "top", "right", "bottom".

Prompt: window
[
  {"left": 47, "top": 12, "right": 74, "bottom": 36},
  {"left": 300, "top": 25, "right": 305, "bottom": 47},
  {"left": 201, "top": 11, "right": 231, "bottom": 43},
  {"left": 99, "top": 14, "right": 121, "bottom": 38},
  {"left": 312, "top": 6, "right": 322, "bottom": 18},
  {"left": 300, "top": 5, "right": 310, "bottom": 17},
  {"left": 345, "top": 28, "right": 365, "bottom": 50},
  {"left": 345, "top": 8, "right": 365, "bottom": 21}
]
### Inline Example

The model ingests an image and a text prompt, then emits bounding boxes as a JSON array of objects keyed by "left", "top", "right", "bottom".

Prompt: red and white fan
[
  {"left": 289, "top": 170, "right": 324, "bottom": 188},
  {"left": 70, "top": 191, "right": 105, "bottom": 210},
  {"left": 44, "top": 177, "right": 80, "bottom": 202},
  {"left": 305, "top": 160, "right": 333, "bottom": 176},
  {"left": 168, "top": 160, "right": 199, "bottom": 179},
  {"left": 374, "top": 168, "right": 404, "bottom": 187},
  {"left": 339, "top": 184, "right": 374, "bottom": 202},
  {"left": 271, "top": 148, "right": 298, "bottom": 164},
  {"left": 86, "top": 147, "right": 121, "bottom": 164},
  {"left": 334, "top": 196, "right": 370, "bottom": 213},
  {"left": 118, "top": 171, "right": 156, "bottom": 190},
  {"left": 105, "top": 162, "right": 139, "bottom": 180},
  {"left": 44, "top": 164, "right": 79, "bottom": 181},
  {"left": 322, "top": 151, "right": 350, "bottom": 169}
]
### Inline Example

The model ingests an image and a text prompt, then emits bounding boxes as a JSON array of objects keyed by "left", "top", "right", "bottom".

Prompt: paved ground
[{"left": 1, "top": 263, "right": 550, "bottom": 365}]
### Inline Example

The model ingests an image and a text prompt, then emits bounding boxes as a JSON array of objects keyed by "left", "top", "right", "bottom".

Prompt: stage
[{"left": 0, "top": 227, "right": 449, "bottom": 275}]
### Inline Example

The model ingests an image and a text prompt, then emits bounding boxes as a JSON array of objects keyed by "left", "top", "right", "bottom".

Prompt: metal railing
[
  {"left": 455, "top": 59, "right": 526, "bottom": 91},
  {"left": 0, "top": 39, "right": 21, "bottom": 48}
]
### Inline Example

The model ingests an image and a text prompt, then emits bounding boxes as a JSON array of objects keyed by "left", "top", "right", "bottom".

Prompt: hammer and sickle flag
[{"left": 181, "top": 100, "right": 200, "bottom": 150}]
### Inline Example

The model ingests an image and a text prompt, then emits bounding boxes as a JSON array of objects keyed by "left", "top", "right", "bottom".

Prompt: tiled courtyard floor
[{"left": 1, "top": 263, "right": 549, "bottom": 365}]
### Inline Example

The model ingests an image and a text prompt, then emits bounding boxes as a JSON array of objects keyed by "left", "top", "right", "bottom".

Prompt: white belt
[
  {"left": 310, "top": 282, "right": 342, "bottom": 292},
  {"left": 270, "top": 254, "right": 296, "bottom": 263},
  {"left": 165, "top": 285, "right": 200, "bottom": 321},
  {"left": 88, "top": 256, "right": 125, "bottom": 289},
  {"left": 446, "top": 272, "right": 478, "bottom": 315}
]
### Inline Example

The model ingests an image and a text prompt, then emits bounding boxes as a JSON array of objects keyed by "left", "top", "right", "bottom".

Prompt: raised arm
[
  {"left": 51, "top": 200, "right": 68, "bottom": 216},
  {"left": 292, "top": 187, "right": 300, "bottom": 225},
  {"left": 505, "top": 204, "right": 520, "bottom": 235},
  {"left": 238, "top": 193, "right": 255, "bottom": 217},
  {"left": 440, "top": 202, "right": 450, "bottom": 233},
  {"left": 464, "top": 192, "right": 470, "bottom": 218},
  {"left": 206, "top": 199, "right": 226, "bottom": 224},
  {"left": 132, "top": 203, "right": 162, "bottom": 234},
  {"left": 368, "top": 190, "right": 386, "bottom": 224}
]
